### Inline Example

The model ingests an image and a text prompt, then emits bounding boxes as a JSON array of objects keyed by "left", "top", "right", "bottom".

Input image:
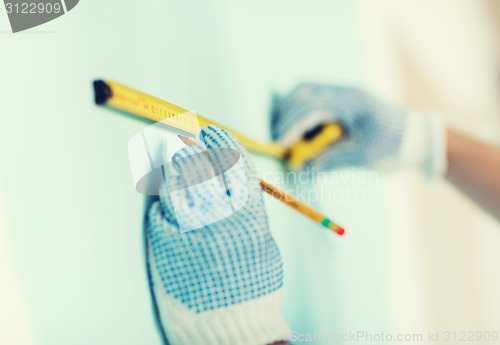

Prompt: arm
[
  {"left": 446, "top": 129, "right": 500, "bottom": 220},
  {"left": 272, "top": 84, "right": 499, "bottom": 220}
]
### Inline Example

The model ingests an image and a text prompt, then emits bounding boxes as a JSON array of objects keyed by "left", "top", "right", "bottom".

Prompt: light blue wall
[{"left": 0, "top": 1, "right": 391, "bottom": 344}]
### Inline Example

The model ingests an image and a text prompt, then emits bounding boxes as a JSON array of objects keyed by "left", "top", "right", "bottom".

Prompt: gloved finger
[
  {"left": 199, "top": 126, "right": 255, "bottom": 171},
  {"left": 157, "top": 173, "right": 183, "bottom": 226},
  {"left": 171, "top": 142, "right": 249, "bottom": 232},
  {"left": 198, "top": 126, "right": 261, "bottom": 198},
  {"left": 146, "top": 200, "right": 177, "bottom": 241},
  {"left": 305, "top": 138, "right": 359, "bottom": 171},
  {"left": 157, "top": 145, "right": 212, "bottom": 226},
  {"left": 154, "top": 142, "right": 204, "bottom": 225},
  {"left": 271, "top": 83, "right": 338, "bottom": 144}
]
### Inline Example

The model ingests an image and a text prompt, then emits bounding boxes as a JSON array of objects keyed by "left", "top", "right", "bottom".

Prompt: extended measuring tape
[{"left": 93, "top": 79, "right": 343, "bottom": 167}]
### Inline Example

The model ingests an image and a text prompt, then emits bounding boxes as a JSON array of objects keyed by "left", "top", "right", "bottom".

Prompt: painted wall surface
[{"left": 0, "top": 1, "right": 391, "bottom": 344}]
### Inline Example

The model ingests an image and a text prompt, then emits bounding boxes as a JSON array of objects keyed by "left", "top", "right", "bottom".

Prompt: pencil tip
[{"left": 178, "top": 135, "right": 196, "bottom": 146}]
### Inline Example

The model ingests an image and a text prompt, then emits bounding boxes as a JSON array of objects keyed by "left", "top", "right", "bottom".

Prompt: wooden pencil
[{"left": 178, "top": 135, "right": 345, "bottom": 236}]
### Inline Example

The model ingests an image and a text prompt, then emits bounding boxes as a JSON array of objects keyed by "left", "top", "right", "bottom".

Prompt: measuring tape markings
[{"left": 93, "top": 79, "right": 342, "bottom": 166}]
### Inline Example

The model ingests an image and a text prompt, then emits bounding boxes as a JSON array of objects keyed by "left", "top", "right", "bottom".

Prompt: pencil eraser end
[{"left": 337, "top": 227, "right": 345, "bottom": 236}]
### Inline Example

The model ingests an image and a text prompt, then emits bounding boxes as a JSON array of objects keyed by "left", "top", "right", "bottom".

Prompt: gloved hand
[
  {"left": 272, "top": 83, "right": 447, "bottom": 177},
  {"left": 146, "top": 126, "right": 290, "bottom": 345}
]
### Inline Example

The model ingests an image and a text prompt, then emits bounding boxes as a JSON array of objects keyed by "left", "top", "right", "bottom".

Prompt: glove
[
  {"left": 146, "top": 126, "right": 290, "bottom": 345},
  {"left": 271, "top": 83, "right": 447, "bottom": 177}
]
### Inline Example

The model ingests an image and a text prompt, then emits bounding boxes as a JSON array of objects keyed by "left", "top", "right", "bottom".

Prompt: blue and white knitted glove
[
  {"left": 146, "top": 126, "right": 290, "bottom": 345},
  {"left": 272, "top": 83, "right": 447, "bottom": 177}
]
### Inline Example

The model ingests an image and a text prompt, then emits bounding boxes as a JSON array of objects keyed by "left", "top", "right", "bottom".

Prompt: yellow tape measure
[
  {"left": 286, "top": 123, "right": 343, "bottom": 169},
  {"left": 93, "top": 80, "right": 284, "bottom": 158},
  {"left": 93, "top": 79, "right": 343, "bottom": 167}
]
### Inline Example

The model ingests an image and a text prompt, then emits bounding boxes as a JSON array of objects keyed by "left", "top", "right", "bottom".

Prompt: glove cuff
[
  {"left": 424, "top": 114, "right": 447, "bottom": 178},
  {"left": 149, "top": 251, "right": 290, "bottom": 345},
  {"left": 399, "top": 111, "right": 447, "bottom": 178},
  {"left": 154, "top": 286, "right": 291, "bottom": 345}
]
